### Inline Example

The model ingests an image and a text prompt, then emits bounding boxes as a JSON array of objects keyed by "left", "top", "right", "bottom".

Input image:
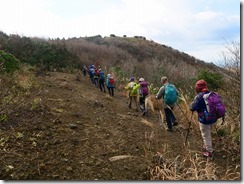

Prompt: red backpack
[
  {"left": 94, "top": 69, "right": 99, "bottom": 76},
  {"left": 109, "top": 77, "right": 115, "bottom": 85}
]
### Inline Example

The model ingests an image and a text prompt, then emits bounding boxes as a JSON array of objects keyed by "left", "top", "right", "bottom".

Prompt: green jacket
[{"left": 124, "top": 82, "right": 138, "bottom": 96}]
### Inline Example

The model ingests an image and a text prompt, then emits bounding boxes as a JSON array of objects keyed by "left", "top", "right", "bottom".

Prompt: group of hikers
[
  {"left": 82, "top": 64, "right": 115, "bottom": 96},
  {"left": 81, "top": 64, "right": 226, "bottom": 160}
]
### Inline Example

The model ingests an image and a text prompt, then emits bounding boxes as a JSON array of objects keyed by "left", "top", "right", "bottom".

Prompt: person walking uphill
[
  {"left": 133, "top": 78, "right": 149, "bottom": 115},
  {"left": 124, "top": 77, "right": 138, "bottom": 111},
  {"left": 106, "top": 74, "right": 115, "bottom": 97},
  {"left": 190, "top": 79, "right": 218, "bottom": 159},
  {"left": 155, "top": 76, "right": 178, "bottom": 132},
  {"left": 98, "top": 69, "right": 106, "bottom": 93}
]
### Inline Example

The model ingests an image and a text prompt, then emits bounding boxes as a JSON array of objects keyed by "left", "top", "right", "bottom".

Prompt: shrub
[
  {"left": 195, "top": 69, "right": 224, "bottom": 91},
  {"left": 0, "top": 50, "right": 20, "bottom": 74}
]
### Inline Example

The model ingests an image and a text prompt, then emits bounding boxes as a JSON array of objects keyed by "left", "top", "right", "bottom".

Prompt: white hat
[{"left": 139, "top": 78, "right": 145, "bottom": 82}]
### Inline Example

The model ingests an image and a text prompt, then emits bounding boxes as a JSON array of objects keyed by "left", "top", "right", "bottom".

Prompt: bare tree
[
  {"left": 219, "top": 40, "right": 240, "bottom": 117},
  {"left": 219, "top": 41, "right": 240, "bottom": 84}
]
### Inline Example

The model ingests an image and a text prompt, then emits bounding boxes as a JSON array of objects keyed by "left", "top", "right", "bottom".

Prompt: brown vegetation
[{"left": 0, "top": 32, "right": 240, "bottom": 180}]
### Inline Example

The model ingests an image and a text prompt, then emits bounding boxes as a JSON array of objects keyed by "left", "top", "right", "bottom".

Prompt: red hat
[{"left": 195, "top": 79, "right": 208, "bottom": 92}]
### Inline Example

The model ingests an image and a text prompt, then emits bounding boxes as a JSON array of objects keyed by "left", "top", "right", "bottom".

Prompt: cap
[
  {"left": 195, "top": 79, "right": 207, "bottom": 92},
  {"left": 139, "top": 78, "right": 145, "bottom": 82},
  {"left": 129, "top": 77, "right": 135, "bottom": 82}
]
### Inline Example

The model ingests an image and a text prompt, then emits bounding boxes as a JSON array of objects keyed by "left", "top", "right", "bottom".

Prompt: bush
[
  {"left": 195, "top": 69, "right": 224, "bottom": 91},
  {"left": 0, "top": 50, "right": 20, "bottom": 74}
]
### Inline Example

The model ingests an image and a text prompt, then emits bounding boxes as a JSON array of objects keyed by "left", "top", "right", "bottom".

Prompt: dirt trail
[
  {"left": 0, "top": 72, "right": 230, "bottom": 180},
  {"left": 36, "top": 72, "right": 185, "bottom": 180}
]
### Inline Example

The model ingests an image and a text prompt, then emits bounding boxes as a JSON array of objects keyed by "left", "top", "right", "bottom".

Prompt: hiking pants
[
  {"left": 83, "top": 70, "right": 87, "bottom": 76},
  {"left": 94, "top": 77, "right": 99, "bottom": 86},
  {"left": 199, "top": 122, "right": 215, "bottom": 152},
  {"left": 99, "top": 78, "right": 106, "bottom": 92},
  {"left": 139, "top": 95, "right": 147, "bottom": 112},
  {"left": 164, "top": 107, "right": 176, "bottom": 129},
  {"left": 107, "top": 87, "right": 114, "bottom": 96},
  {"left": 129, "top": 95, "right": 138, "bottom": 110}
]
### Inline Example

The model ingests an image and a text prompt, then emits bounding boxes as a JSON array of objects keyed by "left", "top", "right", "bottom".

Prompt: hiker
[
  {"left": 133, "top": 78, "right": 149, "bottom": 115},
  {"left": 124, "top": 77, "right": 138, "bottom": 111},
  {"left": 98, "top": 68, "right": 106, "bottom": 93},
  {"left": 88, "top": 65, "right": 95, "bottom": 84},
  {"left": 93, "top": 68, "right": 99, "bottom": 86},
  {"left": 106, "top": 74, "right": 115, "bottom": 96},
  {"left": 82, "top": 65, "right": 87, "bottom": 76},
  {"left": 155, "top": 76, "right": 178, "bottom": 132},
  {"left": 190, "top": 79, "right": 217, "bottom": 159}
]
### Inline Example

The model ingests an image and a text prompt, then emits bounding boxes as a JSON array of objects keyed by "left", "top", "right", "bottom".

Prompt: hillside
[
  {"left": 0, "top": 32, "right": 223, "bottom": 89},
  {"left": 0, "top": 71, "right": 239, "bottom": 180},
  {"left": 0, "top": 32, "right": 240, "bottom": 180}
]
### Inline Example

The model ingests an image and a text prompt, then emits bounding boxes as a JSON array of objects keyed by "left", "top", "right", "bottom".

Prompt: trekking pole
[
  {"left": 185, "top": 111, "right": 193, "bottom": 146},
  {"left": 176, "top": 102, "right": 190, "bottom": 122}
]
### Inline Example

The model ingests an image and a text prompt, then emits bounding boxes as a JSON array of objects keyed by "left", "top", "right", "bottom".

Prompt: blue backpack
[{"left": 164, "top": 84, "right": 178, "bottom": 105}]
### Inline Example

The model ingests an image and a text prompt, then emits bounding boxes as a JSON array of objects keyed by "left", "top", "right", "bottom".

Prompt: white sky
[{"left": 0, "top": 0, "right": 241, "bottom": 63}]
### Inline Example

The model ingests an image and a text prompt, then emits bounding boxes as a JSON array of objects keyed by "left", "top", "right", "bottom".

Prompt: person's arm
[
  {"left": 155, "top": 86, "right": 165, "bottom": 99},
  {"left": 124, "top": 83, "right": 130, "bottom": 90},
  {"left": 190, "top": 93, "right": 202, "bottom": 111}
]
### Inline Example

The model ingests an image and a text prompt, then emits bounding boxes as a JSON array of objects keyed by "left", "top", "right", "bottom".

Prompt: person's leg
[
  {"left": 95, "top": 78, "right": 98, "bottom": 86},
  {"left": 133, "top": 96, "right": 138, "bottom": 111},
  {"left": 108, "top": 87, "right": 111, "bottom": 96},
  {"left": 99, "top": 80, "right": 102, "bottom": 91},
  {"left": 111, "top": 87, "right": 114, "bottom": 96},
  {"left": 168, "top": 107, "right": 177, "bottom": 125},
  {"left": 101, "top": 80, "right": 106, "bottom": 92},
  {"left": 139, "top": 96, "right": 144, "bottom": 111},
  {"left": 128, "top": 95, "right": 132, "bottom": 108},
  {"left": 199, "top": 122, "right": 214, "bottom": 158},
  {"left": 164, "top": 108, "right": 173, "bottom": 131},
  {"left": 140, "top": 96, "right": 147, "bottom": 115}
]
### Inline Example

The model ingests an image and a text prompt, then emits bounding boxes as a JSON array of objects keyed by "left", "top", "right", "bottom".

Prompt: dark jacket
[{"left": 190, "top": 91, "right": 217, "bottom": 124}]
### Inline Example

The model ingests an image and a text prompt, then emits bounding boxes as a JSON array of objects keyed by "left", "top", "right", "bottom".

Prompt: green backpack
[
  {"left": 131, "top": 83, "right": 139, "bottom": 95},
  {"left": 164, "top": 84, "right": 178, "bottom": 105}
]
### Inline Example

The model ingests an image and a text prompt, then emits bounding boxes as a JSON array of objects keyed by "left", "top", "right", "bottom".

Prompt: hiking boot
[
  {"left": 166, "top": 128, "right": 173, "bottom": 132},
  {"left": 202, "top": 151, "right": 213, "bottom": 159},
  {"left": 142, "top": 111, "right": 147, "bottom": 116},
  {"left": 173, "top": 122, "right": 178, "bottom": 126}
]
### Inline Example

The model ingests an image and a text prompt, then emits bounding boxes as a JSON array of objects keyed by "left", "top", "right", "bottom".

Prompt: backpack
[
  {"left": 94, "top": 69, "right": 99, "bottom": 76},
  {"left": 109, "top": 77, "right": 115, "bottom": 85},
  {"left": 130, "top": 83, "right": 139, "bottom": 95},
  {"left": 129, "top": 82, "right": 136, "bottom": 89},
  {"left": 164, "top": 84, "right": 178, "bottom": 105},
  {"left": 202, "top": 92, "right": 226, "bottom": 123},
  {"left": 140, "top": 82, "right": 148, "bottom": 96},
  {"left": 99, "top": 71, "right": 105, "bottom": 80}
]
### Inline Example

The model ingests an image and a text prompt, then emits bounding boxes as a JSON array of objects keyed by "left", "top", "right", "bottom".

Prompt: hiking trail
[{"left": 0, "top": 72, "right": 230, "bottom": 180}]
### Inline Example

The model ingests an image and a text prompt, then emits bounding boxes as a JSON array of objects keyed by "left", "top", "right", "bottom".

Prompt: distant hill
[{"left": 0, "top": 31, "right": 224, "bottom": 88}]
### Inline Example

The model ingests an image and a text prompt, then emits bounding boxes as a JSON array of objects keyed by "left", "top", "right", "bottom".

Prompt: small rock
[
  {"left": 69, "top": 124, "right": 78, "bottom": 129},
  {"left": 66, "top": 166, "right": 73, "bottom": 171}
]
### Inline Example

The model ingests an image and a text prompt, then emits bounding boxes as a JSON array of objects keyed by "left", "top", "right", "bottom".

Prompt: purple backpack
[
  {"left": 140, "top": 81, "right": 148, "bottom": 96},
  {"left": 203, "top": 92, "right": 226, "bottom": 121}
]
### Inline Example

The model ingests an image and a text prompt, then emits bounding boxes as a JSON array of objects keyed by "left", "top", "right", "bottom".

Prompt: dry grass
[
  {"left": 145, "top": 95, "right": 162, "bottom": 113},
  {"left": 148, "top": 91, "right": 240, "bottom": 180},
  {"left": 149, "top": 149, "right": 240, "bottom": 180}
]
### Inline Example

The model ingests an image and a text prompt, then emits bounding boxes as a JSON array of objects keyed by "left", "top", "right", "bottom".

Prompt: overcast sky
[{"left": 0, "top": 0, "right": 240, "bottom": 63}]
